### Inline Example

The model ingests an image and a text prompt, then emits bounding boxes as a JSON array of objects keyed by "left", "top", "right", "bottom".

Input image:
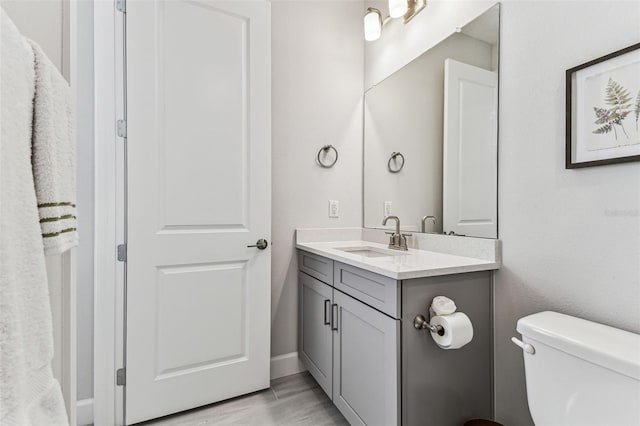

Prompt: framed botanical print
[{"left": 566, "top": 42, "right": 640, "bottom": 168}]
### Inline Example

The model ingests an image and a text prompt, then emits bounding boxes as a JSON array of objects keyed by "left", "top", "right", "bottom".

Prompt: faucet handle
[
  {"left": 385, "top": 231, "right": 395, "bottom": 235},
  {"left": 397, "top": 233, "right": 411, "bottom": 251}
]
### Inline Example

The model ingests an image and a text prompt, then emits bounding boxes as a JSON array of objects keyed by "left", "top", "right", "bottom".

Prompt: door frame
[{"left": 93, "top": 1, "right": 126, "bottom": 425}]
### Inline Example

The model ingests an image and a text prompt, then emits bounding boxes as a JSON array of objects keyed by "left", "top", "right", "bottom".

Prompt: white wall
[
  {"left": 75, "top": 0, "right": 94, "bottom": 403},
  {"left": 1, "top": 0, "right": 66, "bottom": 75},
  {"left": 271, "top": 0, "right": 364, "bottom": 357},
  {"left": 495, "top": 2, "right": 640, "bottom": 424}
]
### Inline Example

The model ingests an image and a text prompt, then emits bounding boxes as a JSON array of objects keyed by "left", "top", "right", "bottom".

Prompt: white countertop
[{"left": 296, "top": 239, "right": 500, "bottom": 280}]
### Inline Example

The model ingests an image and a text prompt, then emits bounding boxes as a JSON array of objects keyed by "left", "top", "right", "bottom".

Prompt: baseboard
[
  {"left": 270, "top": 351, "right": 306, "bottom": 380},
  {"left": 77, "top": 398, "right": 93, "bottom": 426}
]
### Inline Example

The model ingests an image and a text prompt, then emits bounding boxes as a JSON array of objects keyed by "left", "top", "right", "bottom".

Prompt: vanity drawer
[
  {"left": 334, "top": 262, "right": 400, "bottom": 318},
  {"left": 298, "top": 250, "right": 334, "bottom": 285}
]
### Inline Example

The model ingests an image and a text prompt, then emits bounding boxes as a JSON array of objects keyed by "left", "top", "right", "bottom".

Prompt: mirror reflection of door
[{"left": 443, "top": 59, "right": 498, "bottom": 238}]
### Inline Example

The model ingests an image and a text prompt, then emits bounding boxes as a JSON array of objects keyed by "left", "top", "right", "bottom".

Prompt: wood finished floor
[{"left": 139, "top": 372, "right": 348, "bottom": 426}]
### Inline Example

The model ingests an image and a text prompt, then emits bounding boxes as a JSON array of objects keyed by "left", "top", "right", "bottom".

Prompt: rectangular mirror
[{"left": 363, "top": 4, "right": 500, "bottom": 238}]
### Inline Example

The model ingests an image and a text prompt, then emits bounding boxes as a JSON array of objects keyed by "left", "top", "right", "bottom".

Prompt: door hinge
[
  {"left": 117, "top": 244, "right": 127, "bottom": 262},
  {"left": 116, "top": 0, "right": 126, "bottom": 13},
  {"left": 116, "top": 368, "right": 126, "bottom": 386},
  {"left": 117, "top": 119, "right": 127, "bottom": 138}
]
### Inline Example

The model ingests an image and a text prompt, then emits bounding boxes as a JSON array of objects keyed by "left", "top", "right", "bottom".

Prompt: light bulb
[
  {"left": 364, "top": 8, "right": 382, "bottom": 41},
  {"left": 388, "top": 0, "right": 408, "bottom": 18}
]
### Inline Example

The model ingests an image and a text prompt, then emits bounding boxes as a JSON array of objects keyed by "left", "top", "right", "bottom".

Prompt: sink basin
[{"left": 337, "top": 246, "right": 407, "bottom": 258}]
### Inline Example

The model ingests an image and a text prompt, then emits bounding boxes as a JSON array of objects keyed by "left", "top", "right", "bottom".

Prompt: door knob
[{"left": 247, "top": 239, "right": 268, "bottom": 250}]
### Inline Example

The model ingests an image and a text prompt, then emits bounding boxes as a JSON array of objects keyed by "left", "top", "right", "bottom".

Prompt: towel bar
[
  {"left": 317, "top": 144, "right": 338, "bottom": 168},
  {"left": 388, "top": 151, "right": 405, "bottom": 173}
]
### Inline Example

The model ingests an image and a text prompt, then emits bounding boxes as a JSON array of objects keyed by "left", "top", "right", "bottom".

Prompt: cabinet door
[
  {"left": 332, "top": 291, "right": 400, "bottom": 426},
  {"left": 298, "top": 272, "right": 333, "bottom": 397}
]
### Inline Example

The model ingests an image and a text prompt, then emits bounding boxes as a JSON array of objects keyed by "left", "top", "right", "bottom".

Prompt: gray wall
[
  {"left": 271, "top": 0, "right": 364, "bottom": 357},
  {"left": 494, "top": 2, "right": 640, "bottom": 424}
]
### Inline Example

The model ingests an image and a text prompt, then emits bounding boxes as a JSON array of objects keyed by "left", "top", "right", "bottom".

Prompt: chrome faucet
[
  {"left": 421, "top": 215, "right": 437, "bottom": 233},
  {"left": 382, "top": 215, "right": 411, "bottom": 251}
]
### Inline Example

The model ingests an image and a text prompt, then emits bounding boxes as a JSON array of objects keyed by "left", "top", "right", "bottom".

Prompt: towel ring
[
  {"left": 317, "top": 145, "right": 338, "bottom": 168},
  {"left": 388, "top": 152, "right": 405, "bottom": 173}
]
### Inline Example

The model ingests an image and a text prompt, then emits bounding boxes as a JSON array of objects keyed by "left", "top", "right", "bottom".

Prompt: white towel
[
  {"left": 28, "top": 39, "right": 78, "bottom": 256},
  {"left": 0, "top": 9, "right": 69, "bottom": 426}
]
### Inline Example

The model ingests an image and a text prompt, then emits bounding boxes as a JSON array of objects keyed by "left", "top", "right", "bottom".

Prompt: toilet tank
[{"left": 516, "top": 311, "right": 640, "bottom": 426}]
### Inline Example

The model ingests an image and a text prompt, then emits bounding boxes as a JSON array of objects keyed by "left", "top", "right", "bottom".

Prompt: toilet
[{"left": 513, "top": 311, "right": 640, "bottom": 425}]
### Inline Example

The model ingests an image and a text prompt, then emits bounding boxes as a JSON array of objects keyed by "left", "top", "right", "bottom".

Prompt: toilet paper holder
[{"left": 413, "top": 315, "right": 445, "bottom": 336}]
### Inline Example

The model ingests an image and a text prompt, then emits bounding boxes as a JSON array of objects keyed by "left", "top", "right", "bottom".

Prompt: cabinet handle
[
  {"left": 324, "top": 299, "right": 331, "bottom": 325},
  {"left": 331, "top": 303, "right": 338, "bottom": 331}
]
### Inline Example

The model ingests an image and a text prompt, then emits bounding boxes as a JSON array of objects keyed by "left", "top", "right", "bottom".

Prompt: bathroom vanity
[
  {"left": 299, "top": 3, "right": 503, "bottom": 424},
  {"left": 296, "top": 229, "right": 501, "bottom": 426}
]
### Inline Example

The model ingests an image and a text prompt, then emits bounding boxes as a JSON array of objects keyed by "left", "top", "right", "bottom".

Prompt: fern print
[
  {"left": 635, "top": 90, "right": 640, "bottom": 131},
  {"left": 592, "top": 78, "right": 633, "bottom": 140},
  {"left": 605, "top": 78, "right": 633, "bottom": 108},
  {"left": 592, "top": 107, "right": 616, "bottom": 138}
]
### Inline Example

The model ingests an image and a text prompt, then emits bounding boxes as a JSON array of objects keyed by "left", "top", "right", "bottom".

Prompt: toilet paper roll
[
  {"left": 430, "top": 312, "right": 474, "bottom": 350},
  {"left": 430, "top": 296, "right": 457, "bottom": 316}
]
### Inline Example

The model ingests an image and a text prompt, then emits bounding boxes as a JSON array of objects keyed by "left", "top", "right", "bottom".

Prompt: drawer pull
[
  {"left": 324, "top": 299, "right": 331, "bottom": 325},
  {"left": 331, "top": 304, "right": 339, "bottom": 331}
]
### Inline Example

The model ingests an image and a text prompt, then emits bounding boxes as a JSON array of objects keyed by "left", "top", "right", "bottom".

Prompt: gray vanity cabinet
[
  {"left": 332, "top": 290, "right": 400, "bottom": 426},
  {"left": 401, "top": 273, "right": 492, "bottom": 425},
  {"left": 297, "top": 249, "right": 492, "bottom": 426},
  {"left": 298, "top": 272, "right": 333, "bottom": 397},
  {"left": 298, "top": 250, "right": 400, "bottom": 425}
]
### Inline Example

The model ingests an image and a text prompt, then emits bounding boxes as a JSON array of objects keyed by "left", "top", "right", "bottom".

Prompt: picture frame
[{"left": 566, "top": 42, "right": 640, "bottom": 169}]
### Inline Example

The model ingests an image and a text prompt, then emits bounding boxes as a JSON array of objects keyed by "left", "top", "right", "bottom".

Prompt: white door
[
  {"left": 125, "top": 0, "right": 271, "bottom": 423},
  {"left": 443, "top": 59, "right": 498, "bottom": 238}
]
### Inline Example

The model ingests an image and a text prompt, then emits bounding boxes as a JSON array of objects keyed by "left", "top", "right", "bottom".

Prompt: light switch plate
[
  {"left": 329, "top": 200, "right": 339, "bottom": 218},
  {"left": 384, "top": 201, "right": 392, "bottom": 217}
]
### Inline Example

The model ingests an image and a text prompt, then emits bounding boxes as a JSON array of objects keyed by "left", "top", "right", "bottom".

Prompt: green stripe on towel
[
  {"left": 40, "top": 214, "right": 76, "bottom": 223},
  {"left": 38, "top": 202, "right": 76, "bottom": 208},
  {"left": 42, "top": 228, "right": 77, "bottom": 238}
]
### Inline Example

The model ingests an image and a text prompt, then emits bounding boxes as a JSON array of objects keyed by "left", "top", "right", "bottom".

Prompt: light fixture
[
  {"left": 404, "top": 0, "right": 426, "bottom": 23},
  {"left": 363, "top": 0, "right": 426, "bottom": 41},
  {"left": 388, "top": 0, "right": 408, "bottom": 19},
  {"left": 363, "top": 7, "right": 382, "bottom": 42}
]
